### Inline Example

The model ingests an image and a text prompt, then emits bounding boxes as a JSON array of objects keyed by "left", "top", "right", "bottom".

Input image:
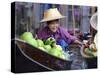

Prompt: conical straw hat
[
  {"left": 90, "top": 12, "right": 97, "bottom": 30},
  {"left": 40, "top": 8, "right": 66, "bottom": 22}
]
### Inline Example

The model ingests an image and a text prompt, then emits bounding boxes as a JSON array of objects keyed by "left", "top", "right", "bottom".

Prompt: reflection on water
[{"left": 64, "top": 46, "right": 87, "bottom": 70}]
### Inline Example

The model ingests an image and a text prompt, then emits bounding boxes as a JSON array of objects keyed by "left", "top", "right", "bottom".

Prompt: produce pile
[
  {"left": 20, "top": 32, "right": 69, "bottom": 60},
  {"left": 83, "top": 40, "right": 97, "bottom": 57}
]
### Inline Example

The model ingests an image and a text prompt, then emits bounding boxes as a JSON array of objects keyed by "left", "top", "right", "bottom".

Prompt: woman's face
[{"left": 47, "top": 20, "right": 59, "bottom": 33}]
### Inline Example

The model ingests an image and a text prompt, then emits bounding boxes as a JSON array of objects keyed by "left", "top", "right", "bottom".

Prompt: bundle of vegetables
[
  {"left": 20, "top": 32, "right": 70, "bottom": 60},
  {"left": 83, "top": 41, "right": 97, "bottom": 57}
]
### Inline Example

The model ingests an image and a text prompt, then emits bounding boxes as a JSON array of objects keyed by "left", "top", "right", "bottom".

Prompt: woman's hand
[{"left": 74, "top": 40, "right": 83, "bottom": 45}]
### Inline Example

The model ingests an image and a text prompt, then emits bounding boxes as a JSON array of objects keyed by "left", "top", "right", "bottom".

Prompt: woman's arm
[{"left": 60, "top": 27, "right": 82, "bottom": 45}]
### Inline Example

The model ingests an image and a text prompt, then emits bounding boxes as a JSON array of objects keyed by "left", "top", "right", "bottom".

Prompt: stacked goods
[
  {"left": 20, "top": 32, "right": 70, "bottom": 60},
  {"left": 20, "top": 32, "right": 37, "bottom": 47}
]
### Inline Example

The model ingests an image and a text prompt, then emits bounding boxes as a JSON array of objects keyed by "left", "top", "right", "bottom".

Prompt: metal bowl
[{"left": 80, "top": 45, "right": 97, "bottom": 58}]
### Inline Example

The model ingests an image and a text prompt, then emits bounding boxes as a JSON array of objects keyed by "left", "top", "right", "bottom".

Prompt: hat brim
[
  {"left": 40, "top": 16, "right": 66, "bottom": 23},
  {"left": 90, "top": 13, "right": 97, "bottom": 30}
]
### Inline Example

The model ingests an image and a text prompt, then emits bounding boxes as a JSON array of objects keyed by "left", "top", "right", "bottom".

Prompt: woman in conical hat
[
  {"left": 90, "top": 12, "right": 98, "bottom": 48},
  {"left": 37, "top": 8, "right": 82, "bottom": 51}
]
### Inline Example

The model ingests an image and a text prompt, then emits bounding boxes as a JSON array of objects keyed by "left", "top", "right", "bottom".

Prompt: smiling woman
[
  {"left": 37, "top": 8, "right": 82, "bottom": 51},
  {"left": 47, "top": 20, "right": 59, "bottom": 33}
]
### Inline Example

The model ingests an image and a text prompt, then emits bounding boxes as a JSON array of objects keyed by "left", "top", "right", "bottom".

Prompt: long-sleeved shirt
[{"left": 37, "top": 26, "right": 77, "bottom": 45}]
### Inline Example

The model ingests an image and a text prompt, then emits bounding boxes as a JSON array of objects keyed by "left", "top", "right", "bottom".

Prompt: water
[{"left": 64, "top": 47, "right": 87, "bottom": 70}]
